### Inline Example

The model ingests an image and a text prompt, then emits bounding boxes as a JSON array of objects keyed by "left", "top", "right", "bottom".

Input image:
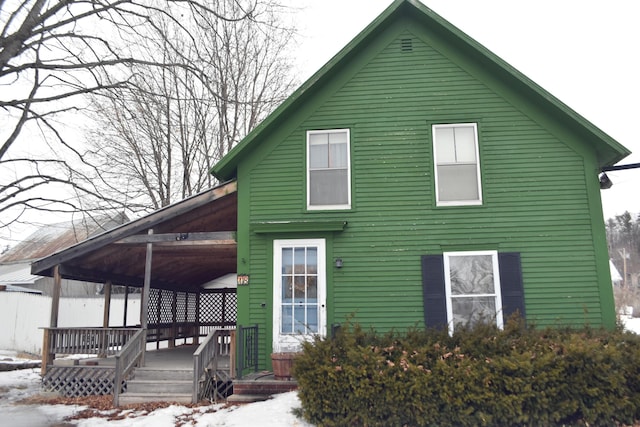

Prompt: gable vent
[{"left": 400, "top": 38, "right": 413, "bottom": 52}]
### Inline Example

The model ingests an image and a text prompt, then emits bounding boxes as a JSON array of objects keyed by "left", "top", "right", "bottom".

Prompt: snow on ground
[
  {"left": 72, "top": 392, "right": 313, "bottom": 427},
  {"left": 621, "top": 315, "right": 640, "bottom": 334},
  {"left": 0, "top": 362, "right": 80, "bottom": 427},
  {"left": 0, "top": 349, "right": 313, "bottom": 426}
]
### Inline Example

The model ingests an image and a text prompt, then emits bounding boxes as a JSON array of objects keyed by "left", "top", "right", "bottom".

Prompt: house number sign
[{"left": 237, "top": 274, "right": 250, "bottom": 286}]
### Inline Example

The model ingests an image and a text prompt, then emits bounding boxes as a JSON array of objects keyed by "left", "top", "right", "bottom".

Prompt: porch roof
[{"left": 31, "top": 181, "right": 237, "bottom": 292}]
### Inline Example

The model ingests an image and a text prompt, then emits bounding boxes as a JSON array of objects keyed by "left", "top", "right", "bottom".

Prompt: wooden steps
[{"left": 118, "top": 367, "right": 193, "bottom": 405}]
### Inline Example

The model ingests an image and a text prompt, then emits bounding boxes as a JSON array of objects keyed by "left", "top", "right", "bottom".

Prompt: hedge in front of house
[{"left": 292, "top": 318, "right": 640, "bottom": 427}]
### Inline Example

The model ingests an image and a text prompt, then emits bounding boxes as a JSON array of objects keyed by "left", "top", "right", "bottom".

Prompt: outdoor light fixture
[
  {"left": 335, "top": 258, "right": 343, "bottom": 268},
  {"left": 599, "top": 173, "right": 613, "bottom": 189}
]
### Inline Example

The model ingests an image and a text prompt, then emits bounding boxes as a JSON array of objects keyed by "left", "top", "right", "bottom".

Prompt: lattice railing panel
[
  {"left": 159, "top": 289, "right": 173, "bottom": 323},
  {"left": 199, "top": 291, "right": 236, "bottom": 325},
  {"left": 199, "top": 293, "right": 217, "bottom": 323},
  {"left": 226, "top": 293, "right": 237, "bottom": 324},
  {"left": 187, "top": 293, "right": 198, "bottom": 322},
  {"left": 176, "top": 292, "right": 187, "bottom": 323},
  {"left": 148, "top": 289, "right": 160, "bottom": 324},
  {"left": 146, "top": 288, "right": 235, "bottom": 330},
  {"left": 43, "top": 366, "right": 119, "bottom": 398}
]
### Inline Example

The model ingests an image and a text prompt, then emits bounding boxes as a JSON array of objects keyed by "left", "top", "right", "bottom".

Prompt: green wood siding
[{"left": 235, "top": 25, "right": 614, "bottom": 363}]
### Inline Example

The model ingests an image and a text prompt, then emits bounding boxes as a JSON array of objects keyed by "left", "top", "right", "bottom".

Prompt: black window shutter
[
  {"left": 421, "top": 255, "right": 447, "bottom": 329},
  {"left": 498, "top": 252, "right": 526, "bottom": 320}
]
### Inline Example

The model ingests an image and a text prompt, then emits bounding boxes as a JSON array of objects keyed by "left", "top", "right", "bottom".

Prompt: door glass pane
[
  {"left": 294, "top": 306, "right": 306, "bottom": 333},
  {"left": 281, "top": 306, "right": 293, "bottom": 334},
  {"left": 294, "top": 248, "right": 306, "bottom": 273},
  {"left": 449, "top": 255, "right": 495, "bottom": 295},
  {"left": 294, "top": 276, "right": 305, "bottom": 303},
  {"left": 307, "top": 276, "right": 317, "bottom": 301},
  {"left": 307, "top": 247, "right": 317, "bottom": 274},
  {"left": 307, "top": 306, "right": 318, "bottom": 333},
  {"left": 281, "top": 248, "right": 292, "bottom": 274},
  {"left": 282, "top": 277, "right": 293, "bottom": 302}
]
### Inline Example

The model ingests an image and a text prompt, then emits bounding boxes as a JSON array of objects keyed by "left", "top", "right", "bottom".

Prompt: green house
[{"left": 212, "top": 0, "right": 630, "bottom": 369}]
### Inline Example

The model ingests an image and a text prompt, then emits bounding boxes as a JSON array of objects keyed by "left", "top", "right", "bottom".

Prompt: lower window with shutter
[{"left": 421, "top": 251, "right": 525, "bottom": 334}]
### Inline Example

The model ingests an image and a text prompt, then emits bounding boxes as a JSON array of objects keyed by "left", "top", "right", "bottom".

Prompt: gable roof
[
  {"left": 30, "top": 181, "right": 237, "bottom": 291},
  {"left": 212, "top": 0, "right": 629, "bottom": 181}
]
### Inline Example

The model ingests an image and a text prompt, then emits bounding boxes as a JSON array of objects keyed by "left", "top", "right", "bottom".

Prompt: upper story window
[
  {"left": 432, "top": 123, "right": 482, "bottom": 206},
  {"left": 307, "top": 129, "right": 351, "bottom": 210}
]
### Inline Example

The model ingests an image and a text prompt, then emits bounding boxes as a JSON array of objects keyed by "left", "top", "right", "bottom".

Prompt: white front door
[{"left": 273, "top": 239, "right": 326, "bottom": 353}]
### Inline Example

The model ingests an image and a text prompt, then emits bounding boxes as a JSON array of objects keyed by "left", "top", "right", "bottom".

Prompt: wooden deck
[
  {"left": 39, "top": 326, "right": 267, "bottom": 404},
  {"left": 66, "top": 345, "right": 229, "bottom": 371}
]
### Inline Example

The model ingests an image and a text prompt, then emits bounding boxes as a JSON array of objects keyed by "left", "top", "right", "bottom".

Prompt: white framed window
[
  {"left": 273, "top": 239, "right": 327, "bottom": 353},
  {"left": 307, "top": 129, "right": 351, "bottom": 210},
  {"left": 432, "top": 123, "right": 482, "bottom": 206},
  {"left": 443, "top": 250, "right": 503, "bottom": 334}
]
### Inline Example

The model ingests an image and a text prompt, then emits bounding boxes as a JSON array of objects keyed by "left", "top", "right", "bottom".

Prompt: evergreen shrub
[{"left": 292, "top": 317, "right": 640, "bottom": 426}]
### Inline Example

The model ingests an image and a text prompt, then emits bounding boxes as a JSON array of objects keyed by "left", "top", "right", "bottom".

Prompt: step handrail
[
  {"left": 113, "top": 328, "right": 145, "bottom": 407},
  {"left": 193, "top": 328, "right": 232, "bottom": 403}
]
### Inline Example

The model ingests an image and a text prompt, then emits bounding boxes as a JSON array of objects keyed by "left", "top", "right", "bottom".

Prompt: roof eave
[{"left": 30, "top": 180, "right": 237, "bottom": 277}]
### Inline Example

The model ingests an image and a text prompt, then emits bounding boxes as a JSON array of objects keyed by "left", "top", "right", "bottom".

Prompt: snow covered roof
[
  {"left": 0, "top": 262, "right": 40, "bottom": 285},
  {"left": 0, "top": 284, "right": 42, "bottom": 294},
  {"left": 0, "top": 213, "right": 128, "bottom": 263}
]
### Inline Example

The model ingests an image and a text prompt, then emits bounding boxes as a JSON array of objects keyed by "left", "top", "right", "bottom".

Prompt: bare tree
[
  {"left": 0, "top": 0, "right": 286, "bottom": 229},
  {"left": 82, "top": 2, "right": 295, "bottom": 210}
]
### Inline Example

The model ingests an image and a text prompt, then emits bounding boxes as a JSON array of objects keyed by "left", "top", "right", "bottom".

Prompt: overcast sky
[
  {"left": 289, "top": 0, "right": 640, "bottom": 220},
  {"left": 1, "top": 1, "right": 638, "bottom": 249}
]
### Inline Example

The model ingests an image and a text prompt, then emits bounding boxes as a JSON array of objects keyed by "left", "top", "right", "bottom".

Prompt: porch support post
[
  {"left": 140, "top": 229, "right": 153, "bottom": 366},
  {"left": 50, "top": 265, "right": 62, "bottom": 327},
  {"left": 103, "top": 281, "right": 112, "bottom": 328},
  {"left": 43, "top": 265, "right": 62, "bottom": 375},
  {"left": 98, "top": 280, "right": 113, "bottom": 358},
  {"left": 194, "top": 292, "right": 201, "bottom": 345},
  {"left": 123, "top": 286, "right": 129, "bottom": 327},
  {"left": 41, "top": 329, "right": 51, "bottom": 376}
]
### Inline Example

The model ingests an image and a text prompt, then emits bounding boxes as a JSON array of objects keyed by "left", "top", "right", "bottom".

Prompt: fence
[{"left": 0, "top": 292, "right": 140, "bottom": 354}]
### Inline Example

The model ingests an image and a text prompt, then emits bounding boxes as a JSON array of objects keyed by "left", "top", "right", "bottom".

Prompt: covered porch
[{"left": 30, "top": 181, "right": 259, "bottom": 404}]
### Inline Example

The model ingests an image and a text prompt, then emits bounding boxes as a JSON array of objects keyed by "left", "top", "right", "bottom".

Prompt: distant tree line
[{"left": 606, "top": 211, "right": 640, "bottom": 287}]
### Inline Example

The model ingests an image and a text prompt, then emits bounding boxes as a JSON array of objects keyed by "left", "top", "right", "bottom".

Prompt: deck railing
[
  {"left": 236, "top": 324, "right": 259, "bottom": 379},
  {"left": 41, "top": 327, "right": 141, "bottom": 374},
  {"left": 193, "top": 328, "right": 234, "bottom": 403},
  {"left": 113, "top": 329, "right": 145, "bottom": 406}
]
